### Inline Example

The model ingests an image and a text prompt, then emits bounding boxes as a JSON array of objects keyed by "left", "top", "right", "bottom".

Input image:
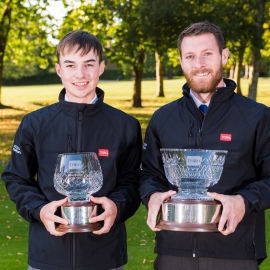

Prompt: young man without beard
[
  {"left": 2, "top": 30, "right": 142, "bottom": 270},
  {"left": 139, "top": 22, "right": 270, "bottom": 270}
]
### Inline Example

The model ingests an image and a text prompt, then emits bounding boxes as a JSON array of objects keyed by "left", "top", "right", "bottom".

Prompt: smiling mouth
[
  {"left": 195, "top": 72, "right": 209, "bottom": 77},
  {"left": 73, "top": 82, "right": 88, "bottom": 86}
]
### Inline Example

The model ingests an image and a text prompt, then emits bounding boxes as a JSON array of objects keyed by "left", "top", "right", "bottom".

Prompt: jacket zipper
[
  {"left": 188, "top": 121, "right": 194, "bottom": 148},
  {"left": 72, "top": 110, "right": 84, "bottom": 269},
  {"left": 252, "top": 213, "right": 256, "bottom": 259},
  {"left": 68, "top": 134, "right": 75, "bottom": 153},
  {"left": 196, "top": 128, "right": 201, "bottom": 148},
  {"left": 196, "top": 101, "right": 211, "bottom": 148},
  {"left": 73, "top": 233, "right": 76, "bottom": 269},
  {"left": 77, "top": 111, "right": 83, "bottom": 152},
  {"left": 193, "top": 233, "right": 197, "bottom": 257}
]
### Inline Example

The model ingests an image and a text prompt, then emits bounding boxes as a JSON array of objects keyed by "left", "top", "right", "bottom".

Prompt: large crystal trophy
[
  {"left": 156, "top": 149, "right": 227, "bottom": 232},
  {"left": 53, "top": 152, "right": 103, "bottom": 233}
]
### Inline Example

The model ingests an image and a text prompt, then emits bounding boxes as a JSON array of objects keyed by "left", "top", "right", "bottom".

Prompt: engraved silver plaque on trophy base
[{"left": 156, "top": 149, "right": 227, "bottom": 232}]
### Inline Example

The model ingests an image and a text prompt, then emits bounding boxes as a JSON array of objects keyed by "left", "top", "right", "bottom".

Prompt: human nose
[
  {"left": 75, "top": 66, "right": 86, "bottom": 78},
  {"left": 193, "top": 55, "right": 205, "bottom": 68}
]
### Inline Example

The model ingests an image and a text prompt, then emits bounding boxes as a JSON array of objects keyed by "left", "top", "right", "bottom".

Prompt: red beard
[{"left": 183, "top": 65, "right": 223, "bottom": 94}]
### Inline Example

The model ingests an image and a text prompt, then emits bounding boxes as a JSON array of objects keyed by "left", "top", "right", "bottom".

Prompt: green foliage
[{"left": 1, "top": 0, "right": 57, "bottom": 80}]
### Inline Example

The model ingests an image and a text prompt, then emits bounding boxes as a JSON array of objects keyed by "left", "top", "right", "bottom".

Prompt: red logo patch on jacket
[
  {"left": 98, "top": 149, "right": 109, "bottom": 157},
  {"left": 220, "top": 134, "right": 232, "bottom": 142}
]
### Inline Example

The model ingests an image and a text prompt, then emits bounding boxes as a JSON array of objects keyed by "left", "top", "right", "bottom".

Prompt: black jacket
[
  {"left": 2, "top": 88, "right": 142, "bottom": 270},
  {"left": 139, "top": 78, "right": 270, "bottom": 261}
]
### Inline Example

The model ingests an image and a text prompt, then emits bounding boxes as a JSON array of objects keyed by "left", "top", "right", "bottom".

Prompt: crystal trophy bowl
[
  {"left": 54, "top": 152, "right": 103, "bottom": 233},
  {"left": 156, "top": 149, "right": 228, "bottom": 232}
]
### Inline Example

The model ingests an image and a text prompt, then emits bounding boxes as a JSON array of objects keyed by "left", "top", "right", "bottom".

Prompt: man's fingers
[
  {"left": 217, "top": 214, "right": 227, "bottom": 232},
  {"left": 211, "top": 204, "right": 222, "bottom": 223},
  {"left": 147, "top": 215, "right": 161, "bottom": 231},
  {"left": 45, "top": 221, "right": 66, "bottom": 236},
  {"left": 92, "top": 219, "right": 112, "bottom": 235},
  {"left": 53, "top": 197, "right": 68, "bottom": 207},
  {"left": 90, "top": 196, "right": 102, "bottom": 204},
  {"left": 89, "top": 212, "right": 105, "bottom": 223},
  {"left": 163, "top": 190, "right": 177, "bottom": 200},
  {"left": 146, "top": 191, "right": 177, "bottom": 231},
  {"left": 53, "top": 216, "right": 69, "bottom": 225},
  {"left": 147, "top": 207, "right": 161, "bottom": 231},
  {"left": 207, "top": 192, "right": 223, "bottom": 202}
]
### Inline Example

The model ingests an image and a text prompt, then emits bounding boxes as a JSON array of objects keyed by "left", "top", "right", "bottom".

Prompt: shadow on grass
[
  {"left": 0, "top": 104, "right": 26, "bottom": 111},
  {"left": 0, "top": 104, "right": 18, "bottom": 110},
  {"left": 0, "top": 112, "right": 27, "bottom": 122},
  {"left": 31, "top": 101, "right": 52, "bottom": 107}
]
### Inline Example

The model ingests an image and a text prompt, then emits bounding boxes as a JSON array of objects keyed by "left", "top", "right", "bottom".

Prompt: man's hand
[
  {"left": 147, "top": 190, "right": 176, "bottom": 231},
  {"left": 40, "top": 197, "right": 69, "bottom": 236},
  {"left": 89, "top": 196, "right": 117, "bottom": 235},
  {"left": 207, "top": 192, "right": 245, "bottom": 236}
]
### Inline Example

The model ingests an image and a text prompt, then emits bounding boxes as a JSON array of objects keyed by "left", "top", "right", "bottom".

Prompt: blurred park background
[{"left": 2, "top": 0, "right": 270, "bottom": 269}]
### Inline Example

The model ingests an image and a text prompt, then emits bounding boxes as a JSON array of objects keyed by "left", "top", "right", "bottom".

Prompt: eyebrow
[
  {"left": 183, "top": 48, "right": 213, "bottom": 56},
  {"left": 63, "top": 59, "right": 96, "bottom": 63}
]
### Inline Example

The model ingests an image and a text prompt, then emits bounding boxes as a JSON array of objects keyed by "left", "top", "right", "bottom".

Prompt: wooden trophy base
[
  {"left": 56, "top": 222, "right": 102, "bottom": 233},
  {"left": 156, "top": 220, "right": 219, "bottom": 232}
]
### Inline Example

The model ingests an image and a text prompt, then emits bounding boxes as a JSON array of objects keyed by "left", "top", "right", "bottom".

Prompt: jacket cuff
[
  {"left": 26, "top": 200, "right": 48, "bottom": 222},
  {"left": 234, "top": 191, "right": 257, "bottom": 214},
  {"left": 142, "top": 189, "right": 165, "bottom": 208}
]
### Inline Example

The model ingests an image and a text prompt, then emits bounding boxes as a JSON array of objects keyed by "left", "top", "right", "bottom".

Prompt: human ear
[
  {"left": 222, "top": 48, "right": 230, "bottom": 65},
  {"left": 99, "top": 61, "right": 105, "bottom": 76},
  {"left": 178, "top": 56, "right": 182, "bottom": 67},
  {"left": 55, "top": 63, "right": 61, "bottom": 77}
]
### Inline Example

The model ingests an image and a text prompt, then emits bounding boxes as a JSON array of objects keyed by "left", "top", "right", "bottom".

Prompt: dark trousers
[
  {"left": 28, "top": 265, "right": 124, "bottom": 270},
  {"left": 154, "top": 255, "right": 260, "bottom": 270}
]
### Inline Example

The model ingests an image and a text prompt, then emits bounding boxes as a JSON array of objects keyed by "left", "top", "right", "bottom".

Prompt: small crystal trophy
[
  {"left": 156, "top": 149, "right": 227, "bottom": 232},
  {"left": 54, "top": 152, "right": 103, "bottom": 233}
]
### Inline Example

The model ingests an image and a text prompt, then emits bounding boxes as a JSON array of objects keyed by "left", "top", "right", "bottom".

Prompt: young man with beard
[
  {"left": 139, "top": 22, "right": 270, "bottom": 270},
  {"left": 2, "top": 30, "right": 142, "bottom": 270}
]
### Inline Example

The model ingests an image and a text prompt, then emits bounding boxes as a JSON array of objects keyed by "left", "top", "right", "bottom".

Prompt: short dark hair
[
  {"left": 57, "top": 30, "right": 103, "bottom": 63},
  {"left": 177, "top": 22, "right": 225, "bottom": 55}
]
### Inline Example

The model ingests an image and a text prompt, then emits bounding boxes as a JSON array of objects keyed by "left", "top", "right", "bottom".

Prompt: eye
[
  {"left": 204, "top": 52, "right": 212, "bottom": 56},
  {"left": 186, "top": 55, "right": 194, "bottom": 59},
  {"left": 66, "top": 64, "right": 74, "bottom": 68},
  {"left": 86, "top": 63, "right": 93, "bottom": 68}
]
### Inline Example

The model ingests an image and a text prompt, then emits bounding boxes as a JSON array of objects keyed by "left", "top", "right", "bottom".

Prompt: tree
[
  {"left": 60, "top": 0, "right": 147, "bottom": 107},
  {"left": 208, "top": 0, "right": 270, "bottom": 100},
  {"left": 140, "top": 0, "right": 196, "bottom": 97},
  {"left": 248, "top": 0, "right": 268, "bottom": 100},
  {"left": 100, "top": 0, "right": 147, "bottom": 107},
  {"left": 0, "top": 0, "right": 55, "bottom": 107},
  {"left": 0, "top": 1, "right": 11, "bottom": 107}
]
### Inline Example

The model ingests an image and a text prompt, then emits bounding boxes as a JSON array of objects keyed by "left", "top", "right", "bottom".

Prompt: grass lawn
[{"left": 1, "top": 77, "right": 270, "bottom": 269}]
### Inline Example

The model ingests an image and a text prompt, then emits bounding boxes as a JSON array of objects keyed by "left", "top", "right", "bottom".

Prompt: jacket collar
[
  {"left": 58, "top": 87, "right": 104, "bottom": 117},
  {"left": 182, "top": 78, "right": 237, "bottom": 103}
]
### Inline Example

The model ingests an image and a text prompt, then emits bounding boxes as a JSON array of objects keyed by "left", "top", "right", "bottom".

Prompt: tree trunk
[
  {"left": 244, "top": 65, "right": 249, "bottom": 79},
  {"left": 167, "top": 66, "right": 173, "bottom": 79},
  {"left": 233, "top": 62, "right": 239, "bottom": 82},
  {"left": 236, "top": 44, "right": 245, "bottom": 95},
  {"left": 248, "top": 55, "right": 260, "bottom": 100},
  {"left": 0, "top": 5, "right": 12, "bottom": 106},
  {"left": 155, "top": 52, "right": 164, "bottom": 97},
  {"left": 248, "top": 0, "right": 265, "bottom": 100},
  {"left": 229, "top": 65, "right": 235, "bottom": 79},
  {"left": 132, "top": 49, "right": 145, "bottom": 107}
]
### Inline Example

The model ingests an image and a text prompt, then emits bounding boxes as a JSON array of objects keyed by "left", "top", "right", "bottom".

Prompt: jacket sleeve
[
  {"left": 236, "top": 108, "right": 270, "bottom": 213},
  {"left": 1, "top": 115, "right": 48, "bottom": 223},
  {"left": 107, "top": 120, "right": 142, "bottom": 223},
  {"left": 139, "top": 118, "right": 173, "bottom": 207}
]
